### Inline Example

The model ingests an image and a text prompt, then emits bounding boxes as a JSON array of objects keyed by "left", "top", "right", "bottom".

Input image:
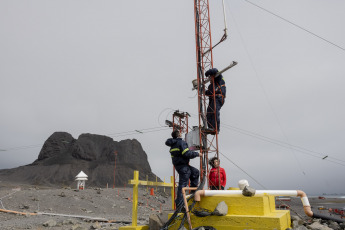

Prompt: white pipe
[
  {"left": 203, "top": 190, "right": 298, "bottom": 198},
  {"left": 297, "top": 190, "right": 313, "bottom": 217},
  {"left": 194, "top": 189, "right": 313, "bottom": 218}
]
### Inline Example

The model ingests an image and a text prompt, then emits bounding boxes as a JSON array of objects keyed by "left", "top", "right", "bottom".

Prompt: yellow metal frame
[{"left": 119, "top": 170, "right": 174, "bottom": 230}]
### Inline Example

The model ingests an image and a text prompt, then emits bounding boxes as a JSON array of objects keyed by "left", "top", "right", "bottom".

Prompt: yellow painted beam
[
  {"left": 131, "top": 171, "right": 139, "bottom": 226},
  {"left": 119, "top": 225, "right": 149, "bottom": 230},
  {"left": 171, "top": 176, "right": 175, "bottom": 210},
  {"left": 128, "top": 180, "right": 173, "bottom": 187}
]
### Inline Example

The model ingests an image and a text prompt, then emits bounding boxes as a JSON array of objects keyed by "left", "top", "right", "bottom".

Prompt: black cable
[
  {"left": 188, "top": 111, "right": 345, "bottom": 164},
  {"left": 157, "top": 108, "right": 175, "bottom": 127},
  {"left": 223, "top": 123, "right": 345, "bottom": 163},
  {"left": 243, "top": 0, "right": 345, "bottom": 52},
  {"left": 192, "top": 207, "right": 213, "bottom": 217},
  {"left": 0, "top": 144, "right": 43, "bottom": 151},
  {"left": 221, "top": 124, "right": 345, "bottom": 167},
  {"left": 218, "top": 150, "right": 267, "bottom": 189},
  {"left": 107, "top": 126, "right": 169, "bottom": 136},
  {"left": 161, "top": 154, "right": 207, "bottom": 230},
  {"left": 0, "top": 126, "right": 170, "bottom": 152}
]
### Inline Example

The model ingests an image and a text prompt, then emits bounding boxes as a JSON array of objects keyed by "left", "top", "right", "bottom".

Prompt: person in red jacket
[{"left": 208, "top": 157, "right": 226, "bottom": 190}]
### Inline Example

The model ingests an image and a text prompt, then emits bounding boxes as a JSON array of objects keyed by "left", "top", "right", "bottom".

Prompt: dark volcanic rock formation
[{"left": 0, "top": 132, "right": 159, "bottom": 187}]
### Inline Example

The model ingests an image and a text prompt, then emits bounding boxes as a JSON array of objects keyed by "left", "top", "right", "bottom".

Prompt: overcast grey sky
[{"left": 1, "top": 0, "right": 344, "bottom": 195}]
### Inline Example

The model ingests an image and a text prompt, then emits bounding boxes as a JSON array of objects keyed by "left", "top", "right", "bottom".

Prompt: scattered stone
[
  {"left": 291, "top": 215, "right": 304, "bottom": 226},
  {"left": 138, "top": 220, "right": 147, "bottom": 225},
  {"left": 307, "top": 221, "right": 333, "bottom": 230},
  {"left": 43, "top": 219, "right": 57, "bottom": 227},
  {"left": 71, "top": 224, "right": 87, "bottom": 230},
  {"left": 293, "top": 225, "right": 308, "bottom": 230},
  {"left": 292, "top": 220, "right": 300, "bottom": 229},
  {"left": 158, "top": 199, "right": 166, "bottom": 204},
  {"left": 242, "top": 186, "right": 256, "bottom": 197},
  {"left": 63, "top": 219, "right": 78, "bottom": 225},
  {"left": 212, "top": 201, "right": 228, "bottom": 216},
  {"left": 59, "top": 192, "right": 66, "bottom": 197},
  {"left": 158, "top": 210, "right": 170, "bottom": 224},
  {"left": 19, "top": 204, "right": 30, "bottom": 209},
  {"left": 328, "top": 221, "right": 340, "bottom": 230},
  {"left": 91, "top": 221, "right": 101, "bottom": 229},
  {"left": 149, "top": 213, "right": 164, "bottom": 230}
]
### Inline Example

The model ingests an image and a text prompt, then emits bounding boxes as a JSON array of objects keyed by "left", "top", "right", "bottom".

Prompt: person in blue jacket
[
  {"left": 165, "top": 130, "right": 202, "bottom": 206},
  {"left": 205, "top": 68, "right": 226, "bottom": 133}
]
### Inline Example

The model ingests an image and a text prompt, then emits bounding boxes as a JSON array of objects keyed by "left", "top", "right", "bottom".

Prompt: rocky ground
[
  {"left": 1, "top": 183, "right": 344, "bottom": 230},
  {"left": 0, "top": 184, "right": 172, "bottom": 230},
  {"left": 284, "top": 197, "right": 345, "bottom": 229}
]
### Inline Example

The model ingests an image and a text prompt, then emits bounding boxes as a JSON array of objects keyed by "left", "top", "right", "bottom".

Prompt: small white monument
[{"left": 75, "top": 171, "right": 88, "bottom": 190}]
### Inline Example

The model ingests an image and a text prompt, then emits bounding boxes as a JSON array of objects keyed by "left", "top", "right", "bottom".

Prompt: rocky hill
[{"left": 0, "top": 132, "right": 160, "bottom": 188}]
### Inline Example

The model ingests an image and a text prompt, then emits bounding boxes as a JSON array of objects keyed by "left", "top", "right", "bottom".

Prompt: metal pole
[
  {"left": 113, "top": 151, "right": 117, "bottom": 189},
  {"left": 222, "top": 0, "right": 228, "bottom": 37}
]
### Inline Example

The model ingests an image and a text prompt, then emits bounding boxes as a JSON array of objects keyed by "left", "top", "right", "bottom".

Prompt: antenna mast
[{"left": 193, "top": 0, "right": 218, "bottom": 184}]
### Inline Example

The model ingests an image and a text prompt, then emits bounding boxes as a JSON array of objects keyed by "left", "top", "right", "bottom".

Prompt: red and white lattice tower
[{"left": 193, "top": 0, "right": 219, "bottom": 185}]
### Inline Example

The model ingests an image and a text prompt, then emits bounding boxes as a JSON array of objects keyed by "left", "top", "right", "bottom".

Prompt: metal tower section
[
  {"left": 166, "top": 110, "right": 190, "bottom": 208},
  {"left": 193, "top": 0, "right": 219, "bottom": 183},
  {"left": 172, "top": 110, "right": 190, "bottom": 134}
]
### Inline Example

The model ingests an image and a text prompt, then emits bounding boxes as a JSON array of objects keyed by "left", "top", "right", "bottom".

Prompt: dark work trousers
[
  {"left": 175, "top": 164, "right": 199, "bottom": 206},
  {"left": 207, "top": 97, "right": 223, "bottom": 131}
]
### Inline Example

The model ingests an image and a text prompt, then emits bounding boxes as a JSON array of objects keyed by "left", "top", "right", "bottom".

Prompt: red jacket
[{"left": 208, "top": 167, "right": 226, "bottom": 187}]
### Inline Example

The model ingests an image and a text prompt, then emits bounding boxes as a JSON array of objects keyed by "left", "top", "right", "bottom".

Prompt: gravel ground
[
  {"left": 0, "top": 185, "right": 173, "bottom": 230},
  {"left": 281, "top": 196, "right": 345, "bottom": 220},
  {"left": 1, "top": 184, "right": 344, "bottom": 230}
]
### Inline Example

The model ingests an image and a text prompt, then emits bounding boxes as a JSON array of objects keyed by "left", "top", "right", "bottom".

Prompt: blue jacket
[
  {"left": 165, "top": 138, "right": 199, "bottom": 167},
  {"left": 205, "top": 68, "right": 226, "bottom": 103}
]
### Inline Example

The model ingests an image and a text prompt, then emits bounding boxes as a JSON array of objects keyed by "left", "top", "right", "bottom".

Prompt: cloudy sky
[{"left": 1, "top": 0, "right": 344, "bottom": 195}]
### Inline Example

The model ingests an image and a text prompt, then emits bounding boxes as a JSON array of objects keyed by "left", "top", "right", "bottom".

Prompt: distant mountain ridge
[{"left": 0, "top": 132, "right": 160, "bottom": 187}]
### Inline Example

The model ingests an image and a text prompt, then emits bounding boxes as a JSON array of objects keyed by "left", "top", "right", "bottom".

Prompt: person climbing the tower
[
  {"left": 208, "top": 156, "right": 226, "bottom": 190},
  {"left": 165, "top": 130, "right": 202, "bottom": 206},
  {"left": 204, "top": 68, "right": 226, "bottom": 134}
]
